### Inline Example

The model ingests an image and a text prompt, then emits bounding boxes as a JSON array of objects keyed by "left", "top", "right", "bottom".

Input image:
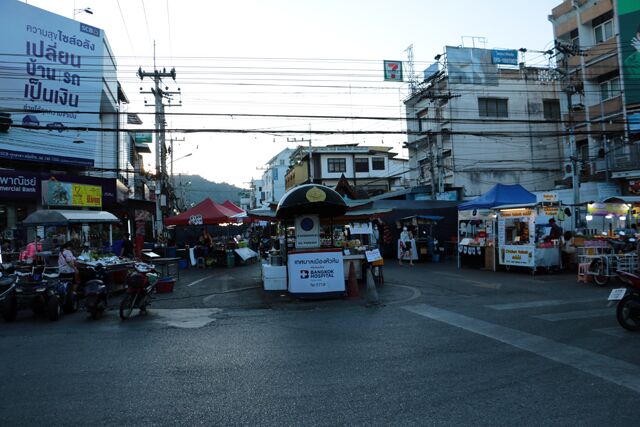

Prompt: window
[
  {"left": 273, "top": 168, "right": 278, "bottom": 180},
  {"left": 570, "top": 29, "right": 579, "bottom": 48},
  {"left": 327, "top": 158, "right": 346, "bottom": 173},
  {"left": 478, "top": 98, "right": 508, "bottom": 118},
  {"left": 543, "top": 99, "right": 561, "bottom": 120},
  {"left": 354, "top": 158, "right": 369, "bottom": 173},
  {"left": 372, "top": 157, "right": 385, "bottom": 170},
  {"left": 593, "top": 13, "right": 614, "bottom": 44},
  {"left": 600, "top": 77, "right": 620, "bottom": 101}
]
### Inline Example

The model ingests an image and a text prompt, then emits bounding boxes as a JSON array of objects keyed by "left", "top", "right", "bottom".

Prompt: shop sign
[
  {"left": 349, "top": 222, "right": 371, "bottom": 235},
  {"left": 587, "top": 203, "right": 628, "bottom": 216},
  {"left": 44, "top": 180, "right": 102, "bottom": 208},
  {"left": 189, "top": 214, "right": 203, "bottom": 225},
  {"left": 0, "top": 170, "right": 39, "bottom": 199},
  {"left": 134, "top": 132, "right": 153, "bottom": 144},
  {"left": 499, "top": 208, "right": 532, "bottom": 217},
  {"left": 288, "top": 250, "right": 345, "bottom": 294},
  {"left": 295, "top": 214, "right": 320, "bottom": 248},
  {"left": 540, "top": 193, "right": 558, "bottom": 202},
  {"left": 500, "top": 246, "right": 534, "bottom": 267}
]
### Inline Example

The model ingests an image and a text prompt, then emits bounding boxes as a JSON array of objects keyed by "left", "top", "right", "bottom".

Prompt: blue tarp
[{"left": 458, "top": 184, "right": 535, "bottom": 211}]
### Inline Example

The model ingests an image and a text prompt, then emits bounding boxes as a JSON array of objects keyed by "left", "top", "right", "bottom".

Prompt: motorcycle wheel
[
  {"left": 119, "top": 294, "right": 135, "bottom": 320},
  {"left": 1, "top": 296, "right": 17, "bottom": 322},
  {"left": 616, "top": 296, "right": 640, "bottom": 331},
  {"left": 589, "top": 259, "right": 608, "bottom": 287},
  {"left": 47, "top": 297, "right": 61, "bottom": 321}
]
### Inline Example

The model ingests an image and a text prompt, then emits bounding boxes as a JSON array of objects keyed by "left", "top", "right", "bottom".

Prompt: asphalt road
[{"left": 1, "top": 261, "right": 639, "bottom": 426}]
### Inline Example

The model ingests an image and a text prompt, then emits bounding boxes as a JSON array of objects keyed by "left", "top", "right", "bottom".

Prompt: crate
[{"left": 156, "top": 278, "right": 175, "bottom": 293}]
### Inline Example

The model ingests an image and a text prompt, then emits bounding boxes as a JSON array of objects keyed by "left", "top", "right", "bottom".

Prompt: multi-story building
[
  {"left": 284, "top": 144, "right": 409, "bottom": 197},
  {"left": 549, "top": 0, "right": 640, "bottom": 198},
  {"left": 404, "top": 46, "right": 565, "bottom": 200},
  {"left": 248, "top": 178, "right": 265, "bottom": 209},
  {"left": 260, "top": 148, "right": 294, "bottom": 204},
  {"left": 0, "top": 1, "right": 144, "bottom": 244}
]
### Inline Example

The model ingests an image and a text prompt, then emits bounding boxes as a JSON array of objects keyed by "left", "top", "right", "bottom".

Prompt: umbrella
[{"left": 276, "top": 184, "right": 347, "bottom": 219}]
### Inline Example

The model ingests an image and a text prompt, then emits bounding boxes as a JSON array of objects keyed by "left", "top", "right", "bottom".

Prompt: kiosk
[
  {"left": 265, "top": 184, "right": 348, "bottom": 297},
  {"left": 495, "top": 203, "right": 562, "bottom": 273}
]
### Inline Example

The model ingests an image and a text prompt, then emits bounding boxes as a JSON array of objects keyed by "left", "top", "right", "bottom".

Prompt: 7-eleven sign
[{"left": 383, "top": 60, "right": 403, "bottom": 82}]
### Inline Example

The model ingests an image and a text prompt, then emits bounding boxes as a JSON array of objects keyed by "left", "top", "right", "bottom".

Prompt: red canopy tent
[
  {"left": 222, "top": 200, "right": 244, "bottom": 214},
  {"left": 165, "top": 198, "right": 237, "bottom": 225}
]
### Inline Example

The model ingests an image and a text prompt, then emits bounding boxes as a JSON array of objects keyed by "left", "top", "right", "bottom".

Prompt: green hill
[{"left": 174, "top": 174, "right": 246, "bottom": 206}]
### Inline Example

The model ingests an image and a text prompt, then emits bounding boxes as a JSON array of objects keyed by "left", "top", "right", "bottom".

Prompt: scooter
[
  {"left": 119, "top": 262, "right": 158, "bottom": 320},
  {"left": 81, "top": 264, "right": 108, "bottom": 320},
  {"left": 609, "top": 269, "right": 640, "bottom": 331}
]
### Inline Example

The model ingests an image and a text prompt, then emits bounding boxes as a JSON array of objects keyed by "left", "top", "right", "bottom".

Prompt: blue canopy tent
[
  {"left": 458, "top": 184, "right": 536, "bottom": 210},
  {"left": 457, "top": 184, "right": 535, "bottom": 270}
]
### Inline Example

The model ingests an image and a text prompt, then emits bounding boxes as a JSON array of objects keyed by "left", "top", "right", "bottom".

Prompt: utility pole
[{"left": 138, "top": 59, "right": 180, "bottom": 236}]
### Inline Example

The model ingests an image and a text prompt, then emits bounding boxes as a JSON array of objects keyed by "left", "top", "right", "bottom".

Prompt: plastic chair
[{"left": 577, "top": 263, "right": 591, "bottom": 283}]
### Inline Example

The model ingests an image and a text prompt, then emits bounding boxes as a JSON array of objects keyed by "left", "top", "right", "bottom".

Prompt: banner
[
  {"left": 491, "top": 49, "right": 518, "bottom": 65},
  {"left": 446, "top": 46, "right": 498, "bottom": 86},
  {"left": 43, "top": 180, "right": 102, "bottom": 208},
  {"left": 288, "top": 250, "right": 345, "bottom": 294},
  {"left": 0, "top": 1, "right": 104, "bottom": 167},
  {"left": 618, "top": 0, "right": 640, "bottom": 106}
]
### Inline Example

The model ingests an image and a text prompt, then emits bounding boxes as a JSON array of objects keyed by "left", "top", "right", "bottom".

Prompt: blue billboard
[{"left": 491, "top": 49, "right": 519, "bottom": 66}]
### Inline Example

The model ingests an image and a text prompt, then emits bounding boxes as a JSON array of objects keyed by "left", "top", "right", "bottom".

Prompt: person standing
[
  {"left": 399, "top": 226, "right": 414, "bottom": 265},
  {"left": 120, "top": 233, "right": 134, "bottom": 258},
  {"left": 58, "top": 241, "right": 78, "bottom": 279}
]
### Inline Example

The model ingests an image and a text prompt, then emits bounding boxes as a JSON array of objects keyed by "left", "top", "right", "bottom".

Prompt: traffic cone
[
  {"left": 347, "top": 261, "right": 359, "bottom": 299},
  {"left": 365, "top": 268, "right": 380, "bottom": 306}
]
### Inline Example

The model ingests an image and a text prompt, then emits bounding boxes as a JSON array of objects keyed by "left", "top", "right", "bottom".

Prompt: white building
[
  {"left": 404, "top": 46, "right": 565, "bottom": 200},
  {"left": 285, "top": 144, "right": 409, "bottom": 197},
  {"left": 261, "top": 148, "right": 294, "bottom": 204}
]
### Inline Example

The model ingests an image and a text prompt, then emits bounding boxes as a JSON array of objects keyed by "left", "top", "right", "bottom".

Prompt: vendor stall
[
  {"left": 495, "top": 203, "right": 562, "bottom": 273},
  {"left": 457, "top": 184, "right": 537, "bottom": 270},
  {"left": 398, "top": 215, "right": 443, "bottom": 262},
  {"left": 586, "top": 196, "right": 640, "bottom": 236}
]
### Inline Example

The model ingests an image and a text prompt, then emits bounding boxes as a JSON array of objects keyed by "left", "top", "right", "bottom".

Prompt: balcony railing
[{"left": 608, "top": 143, "right": 640, "bottom": 172}]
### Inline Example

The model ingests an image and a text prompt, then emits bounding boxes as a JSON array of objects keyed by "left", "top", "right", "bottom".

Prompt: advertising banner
[
  {"left": 0, "top": 1, "right": 104, "bottom": 167},
  {"left": 43, "top": 180, "right": 102, "bottom": 208},
  {"left": 491, "top": 49, "right": 519, "bottom": 65},
  {"left": 618, "top": 0, "right": 640, "bottom": 106},
  {"left": 288, "top": 250, "right": 345, "bottom": 294},
  {"left": 446, "top": 46, "right": 498, "bottom": 86}
]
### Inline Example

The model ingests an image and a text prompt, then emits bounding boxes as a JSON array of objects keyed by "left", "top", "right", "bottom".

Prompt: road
[{"left": 0, "top": 261, "right": 638, "bottom": 426}]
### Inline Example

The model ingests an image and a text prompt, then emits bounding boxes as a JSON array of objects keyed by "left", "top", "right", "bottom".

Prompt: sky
[{"left": 23, "top": 0, "right": 563, "bottom": 188}]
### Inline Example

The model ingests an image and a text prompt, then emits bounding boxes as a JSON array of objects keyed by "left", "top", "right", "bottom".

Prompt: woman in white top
[
  {"left": 399, "top": 227, "right": 414, "bottom": 265},
  {"left": 58, "top": 241, "right": 78, "bottom": 277}
]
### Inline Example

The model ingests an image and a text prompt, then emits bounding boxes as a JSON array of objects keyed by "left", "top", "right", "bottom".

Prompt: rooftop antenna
[{"left": 405, "top": 44, "right": 417, "bottom": 94}]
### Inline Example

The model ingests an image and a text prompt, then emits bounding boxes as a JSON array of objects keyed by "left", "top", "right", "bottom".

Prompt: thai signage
[
  {"left": 134, "top": 132, "right": 153, "bottom": 144},
  {"left": 288, "top": 249, "right": 345, "bottom": 294},
  {"left": 0, "top": 1, "right": 104, "bottom": 167},
  {"left": 43, "top": 180, "right": 102, "bottom": 208},
  {"left": 618, "top": 0, "right": 640, "bottom": 106},
  {"left": 295, "top": 214, "right": 320, "bottom": 248},
  {"left": 491, "top": 49, "right": 518, "bottom": 65},
  {"left": 0, "top": 171, "right": 38, "bottom": 199}
]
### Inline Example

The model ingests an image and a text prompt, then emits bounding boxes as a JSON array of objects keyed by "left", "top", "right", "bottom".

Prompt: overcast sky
[{"left": 24, "top": 0, "right": 562, "bottom": 188}]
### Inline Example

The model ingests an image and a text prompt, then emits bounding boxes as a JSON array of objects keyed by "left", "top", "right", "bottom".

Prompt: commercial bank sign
[{"left": 0, "top": 1, "right": 104, "bottom": 167}]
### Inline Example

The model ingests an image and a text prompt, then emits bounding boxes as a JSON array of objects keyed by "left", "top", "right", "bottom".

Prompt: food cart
[
  {"left": 494, "top": 203, "right": 563, "bottom": 273},
  {"left": 398, "top": 215, "right": 443, "bottom": 262},
  {"left": 21, "top": 209, "right": 132, "bottom": 289},
  {"left": 457, "top": 209, "right": 495, "bottom": 269}
]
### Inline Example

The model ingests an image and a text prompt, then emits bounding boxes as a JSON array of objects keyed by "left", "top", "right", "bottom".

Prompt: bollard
[
  {"left": 365, "top": 268, "right": 380, "bottom": 306},
  {"left": 347, "top": 261, "right": 359, "bottom": 299}
]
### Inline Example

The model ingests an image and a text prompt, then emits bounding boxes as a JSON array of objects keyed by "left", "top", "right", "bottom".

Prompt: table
[{"left": 151, "top": 257, "right": 181, "bottom": 282}]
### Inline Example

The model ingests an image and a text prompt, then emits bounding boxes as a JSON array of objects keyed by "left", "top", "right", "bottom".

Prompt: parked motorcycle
[
  {"left": 81, "top": 264, "right": 108, "bottom": 320},
  {"left": 609, "top": 269, "right": 640, "bottom": 331},
  {"left": 119, "top": 262, "right": 158, "bottom": 320},
  {"left": 0, "top": 265, "right": 78, "bottom": 322}
]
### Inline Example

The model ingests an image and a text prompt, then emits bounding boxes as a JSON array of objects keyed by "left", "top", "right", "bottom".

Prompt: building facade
[
  {"left": 404, "top": 46, "right": 565, "bottom": 200},
  {"left": 549, "top": 0, "right": 640, "bottom": 198},
  {"left": 260, "top": 148, "right": 294, "bottom": 204},
  {"left": 284, "top": 144, "right": 409, "bottom": 197}
]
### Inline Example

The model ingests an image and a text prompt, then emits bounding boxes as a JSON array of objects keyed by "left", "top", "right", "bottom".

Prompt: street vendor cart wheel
[
  {"left": 589, "top": 258, "right": 609, "bottom": 287},
  {"left": 119, "top": 294, "right": 135, "bottom": 320}
]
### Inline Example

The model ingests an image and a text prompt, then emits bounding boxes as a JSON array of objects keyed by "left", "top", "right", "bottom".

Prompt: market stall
[
  {"left": 457, "top": 184, "right": 536, "bottom": 270},
  {"left": 495, "top": 203, "right": 563, "bottom": 273},
  {"left": 586, "top": 196, "right": 640, "bottom": 236},
  {"left": 398, "top": 215, "right": 443, "bottom": 262}
]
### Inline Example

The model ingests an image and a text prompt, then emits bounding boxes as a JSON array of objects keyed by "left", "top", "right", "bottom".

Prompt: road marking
[
  {"left": 534, "top": 308, "right": 613, "bottom": 321},
  {"left": 186, "top": 274, "right": 216, "bottom": 287},
  {"left": 487, "top": 298, "right": 602, "bottom": 311},
  {"left": 149, "top": 308, "right": 221, "bottom": 328},
  {"left": 385, "top": 284, "right": 422, "bottom": 305},
  {"left": 403, "top": 304, "right": 640, "bottom": 393}
]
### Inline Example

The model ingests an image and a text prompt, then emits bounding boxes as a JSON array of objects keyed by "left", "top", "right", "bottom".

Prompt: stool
[
  {"left": 196, "top": 257, "right": 205, "bottom": 269},
  {"left": 577, "top": 263, "right": 591, "bottom": 283}
]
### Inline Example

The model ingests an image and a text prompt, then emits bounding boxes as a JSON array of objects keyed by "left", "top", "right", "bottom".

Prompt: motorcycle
[
  {"left": 119, "top": 262, "right": 158, "bottom": 320},
  {"left": 1, "top": 265, "right": 78, "bottom": 322},
  {"left": 81, "top": 264, "right": 108, "bottom": 320},
  {"left": 609, "top": 269, "right": 640, "bottom": 331}
]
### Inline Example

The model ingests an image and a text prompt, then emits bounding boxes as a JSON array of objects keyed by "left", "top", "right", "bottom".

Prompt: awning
[
  {"left": 603, "top": 196, "right": 640, "bottom": 204},
  {"left": 22, "top": 209, "right": 120, "bottom": 226}
]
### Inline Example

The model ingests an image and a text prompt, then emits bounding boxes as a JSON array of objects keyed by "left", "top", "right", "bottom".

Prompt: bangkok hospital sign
[{"left": 0, "top": 1, "right": 104, "bottom": 167}]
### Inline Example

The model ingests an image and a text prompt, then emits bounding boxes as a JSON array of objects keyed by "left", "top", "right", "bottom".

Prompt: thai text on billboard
[{"left": 0, "top": 1, "right": 104, "bottom": 167}]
